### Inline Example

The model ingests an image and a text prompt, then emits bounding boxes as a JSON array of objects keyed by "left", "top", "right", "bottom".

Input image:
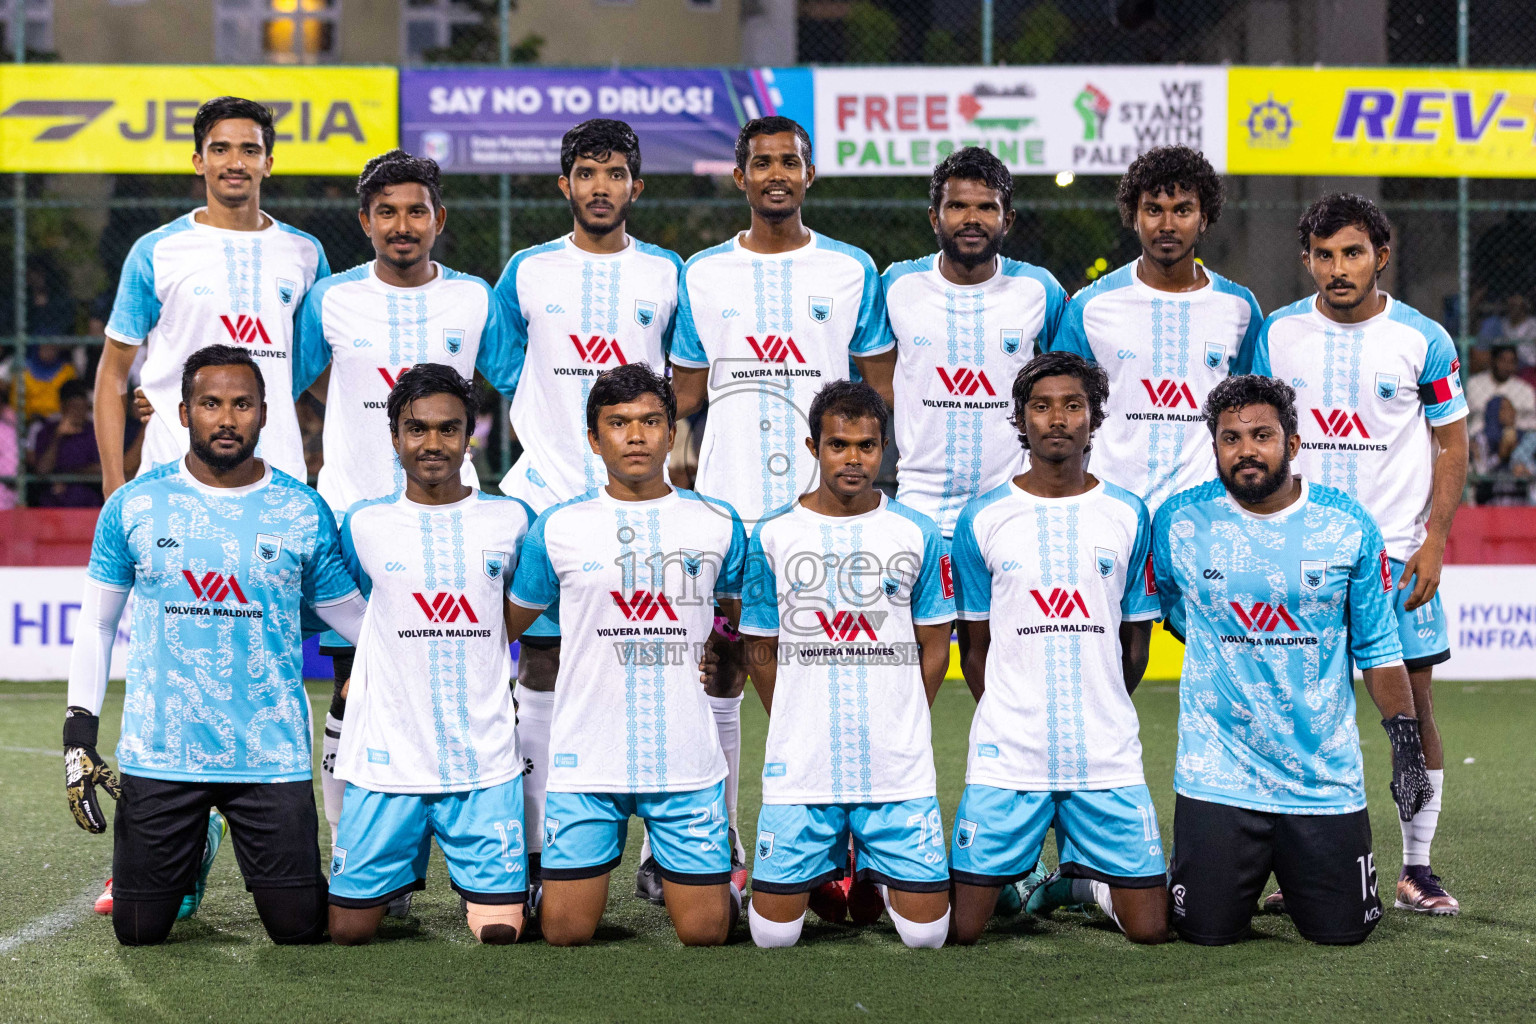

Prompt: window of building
[
  {"left": 216, "top": 0, "right": 338, "bottom": 64},
  {"left": 401, "top": 0, "right": 484, "bottom": 63},
  {"left": 0, "top": 0, "right": 54, "bottom": 54}
]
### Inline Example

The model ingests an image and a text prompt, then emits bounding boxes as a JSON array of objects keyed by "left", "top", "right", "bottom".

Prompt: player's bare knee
[
  {"left": 517, "top": 645, "right": 560, "bottom": 693},
  {"left": 704, "top": 661, "right": 747, "bottom": 699},
  {"left": 674, "top": 917, "right": 730, "bottom": 946},
  {"left": 1122, "top": 919, "right": 1170, "bottom": 945}
]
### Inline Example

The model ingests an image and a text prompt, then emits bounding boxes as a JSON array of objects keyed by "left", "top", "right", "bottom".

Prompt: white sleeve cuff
[{"left": 315, "top": 591, "right": 367, "bottom": 647}]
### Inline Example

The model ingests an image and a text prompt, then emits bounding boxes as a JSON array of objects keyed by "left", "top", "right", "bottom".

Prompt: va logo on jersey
[
  {"left": 412, "top": 592, "right": 479, "bottom": 623},
  {"left": 681, "top": 551, "right": 703, "bottom": 578},
  {"left": 634, "top": 300, "right": 657, "bottom": 328},
  {"left": 276, "top": 278, "right": 297, "bottom": 307},
  {"left": 377, "top": 366, "right": 411, "bottom": 388},
  {"left": 1374, "top": 372, "right": 1400, "bottom": 402},
  {"left": 955, "top": 818, "right": 978, "bottom": 849},
  {"left": 1095, "top": 547, "right": 1116, "bottom": 578},
  {"left": 483, "top": 550, "right": 509, "bottom": 581},
  {"left": 815, "top": 610, "right": 879, "bottom": 641},
  {"left": 1300, "top": 560, "right": 1327, "bottom": 591},
  {"left": 757, "top": 832, "right": 775, "bottom": 859},
  {"left": 1031, "top": 588, "right": 1090, "bottom": 619},
  {"left": 443, "top": 329, "right": 464, "bottom": 355},
  {"left": 1230, "top": 601, "right": 1299, "bottom": 632},
  {"left": 1204, "top": 340, "right": 1227, "bottom": 369},
  {"left": 808, "top": 296, "right": 833, "bottom": 323},
  {"left": 255, "top": 534, "right": 283, "bottom": 564},
  {"left": 1000, "top": 328, "right": 1024, "bottom": 355},
  {"left": 181, "top": 571, "right": 248, "bottom": 603},
  {"left": 219, "top": 315, "right": 272, "bottom": 345}
]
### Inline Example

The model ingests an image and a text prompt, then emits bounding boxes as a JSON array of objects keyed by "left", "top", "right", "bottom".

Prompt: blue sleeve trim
[{"left": 881, "top": 255, "right": 935, "bottom": 291}]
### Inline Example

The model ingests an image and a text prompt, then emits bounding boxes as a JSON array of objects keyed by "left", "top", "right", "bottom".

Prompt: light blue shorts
[
  {"left": 1389, "top": 557, "right": 1450, "bottom": 668},
  {"left": 950, "top": 784, "right": 1167, "bottom": 889},
  {"left": 541, "top": 782, "right": 730, "bottom": 884},
  {"left": 328, "top": 776, "right": 528, "bottom": 907},
  {"left": 752, "top": 796, "right": 949, "bottom": 894}
]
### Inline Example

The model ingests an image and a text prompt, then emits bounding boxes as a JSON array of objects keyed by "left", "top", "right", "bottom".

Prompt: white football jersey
[
  {"left": 740, "top": 495, "right": 955, "bottom": 805},
  {"left": 105, "top": 210, "right": 329, "bottom": 482},
  {"left": 494, "top": 235, "right": 682, "bottom": 513},
  {"left": 1051, "top": 260, "right": 1262, "bottom": 515},
  {"left": 951, "top": 480, "right": 1159, "bottom": 791},
  {"left": 335, "top": 490, "right": 533, "bottom": 794},
  {"left": 510, "top": 487, "right": 745, "bottom": 794},
  {"left": 1242, "top": 294, "right": 1468, "bottom": 562},
  {"left": 672, "top": 232, "right": 892, "bottom": 527},
  {"left": 293, "top": 261, "right": 520, "bottom": 518},
  {"left": 885, "top": 254, "right": 1067, "bottom": 537}
]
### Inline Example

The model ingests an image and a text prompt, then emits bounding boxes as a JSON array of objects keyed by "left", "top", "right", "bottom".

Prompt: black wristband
[
  {"left": 63, "top": 706, "right": 99, "bottom": 748},
  {"left": 1381, "top": 713, "right": 1421, "bottom": 752}
]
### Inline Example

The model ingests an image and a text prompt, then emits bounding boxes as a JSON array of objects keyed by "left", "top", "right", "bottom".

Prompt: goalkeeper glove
[
  {"left": 64, "top": 706, "right": 122, "bottom": 833},
  {"left": 1382, "top": 713, "right": 1433, "bottom": 823}
]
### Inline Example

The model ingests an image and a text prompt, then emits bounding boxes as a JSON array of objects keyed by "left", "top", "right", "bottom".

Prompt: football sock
[
  {"left": 1401, "top": 768, "right": 1444, "bottom": 867},
  {"left": 709, "top": 694, "right": 743, "bottom": 849},
  {"left": 514, "top": 684, "right": 555, "bottom": 854},
  {"left": 748, "top": 903, "right": 804, "bottom": 948},
  {"left": 321, "top": 713, "right": 344, "bottom": 848},
  {"left": 887, "top": 903, "right": 950, "bottom": 949},
  {"left": 1071, "top": 879, "right": 1122, "bottom": 929},
  {"left": 640, "top": 830, "right": 652, "bottom": 863}
]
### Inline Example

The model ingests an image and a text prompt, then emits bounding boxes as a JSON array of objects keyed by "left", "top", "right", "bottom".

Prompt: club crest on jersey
[
  {"left": 634, "top": 300, "right": 657, "bottom": 328},
  {"left": 808, "top": 296, "right": 833, "bottom": 323},
  {"left": 544, "top": 818, "right": 560, "bottom": 848},
  {"left": 255, "top": 534, "right": 282, "bottom": 563},
  {"left": 1204, "top": 340, "right": 1227, "bottom": 369},
  {"left": 880, "top": 575, "right": 902, "bottom": 599},
  {"left": 276, "top": 278, "right": 297, "bottom": 306},
  {"left": 483, "top": 550, "right": 509, "bottom": 581},
  {"left": 956, "top": 819, "right": 978, "bottom": 849},
  {"left": 1375, "top": 372, "right": 1400, "bottom": 401},
  {"left": 443, "top": 329, "right": 464, "bottom": 355},
  {"left": 331, "top": 847, "right": 346, "bottom": 875},
  {"left": 757, "top": 832, "right": 775, "bottom": 859},
  {"left": 1000, "top": 329, "right": 1023, "bottom": 355},
  {"left": 1301, "top": 559, "right": 1327, "bottom": 591},
  {"left": 1095, "top": 547, "right": 1116, "bottom": 578},
  {"left": 681, "top": 551, "right": 703, "bottom": 578}
]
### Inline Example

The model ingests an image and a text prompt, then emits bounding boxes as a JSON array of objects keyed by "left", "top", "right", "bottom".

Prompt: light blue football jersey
[
  {"left": 86, "top": 461, "right": 359, "bottom": 783},
  {"left": 1152, "top": 478, "right": 1404, "bottom": 814}
]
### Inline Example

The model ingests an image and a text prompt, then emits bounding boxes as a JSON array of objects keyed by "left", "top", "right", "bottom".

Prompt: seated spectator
[
  {"left": 0, "top": 359, "right": 17, "bottom": 510},
  {"left": 28, "top": 378, "right": 102, "bottom": 507},
  {"left": 25, "top": 254, "right": 79, "bottom": 337},
  {"left": 1467, "top": 345, "right": 1536, "bottom": 432},
  {"left": 1478, "top": 293, "right": 1536, "bottom": 367},
  {"left": 13, "top": 342, "right": 79, "bottom": 423}
]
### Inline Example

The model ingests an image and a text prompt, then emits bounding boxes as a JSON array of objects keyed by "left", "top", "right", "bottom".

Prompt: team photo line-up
[{"left": 59, "top": 95, "right": 1466, "bottom": 951}]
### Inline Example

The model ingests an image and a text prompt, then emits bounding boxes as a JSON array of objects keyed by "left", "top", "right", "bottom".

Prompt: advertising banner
[
  {"left": 0, "top": 65, "right": 397, "bottom": 175},
  {"left": 2, "top": 568, "right": 129, "bottom": 683},
  {"left": 399, "top": 67, "right": 813, "bottom": 175},
  {"left": 812, "top": 65, "right": 1226, "bottom": 177},
  {"left": 1227, "top": 67, "right": 1536, "bottom": 178}
]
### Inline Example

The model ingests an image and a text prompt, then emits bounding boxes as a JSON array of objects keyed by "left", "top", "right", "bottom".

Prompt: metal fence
[{"left": 4, "top": 0, "right": 1534, "bottom": 507}]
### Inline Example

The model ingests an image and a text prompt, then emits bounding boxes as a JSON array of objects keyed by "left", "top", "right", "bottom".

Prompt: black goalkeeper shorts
[
  {"left": 1170, "top": 794, "right": 1382, "bottom": 946},
  {"left": 112, "top": 774, "right": 323, "bottom": 901}
]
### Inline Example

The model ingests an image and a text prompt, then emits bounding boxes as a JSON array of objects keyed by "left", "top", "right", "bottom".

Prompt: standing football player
[
  {"left": 885, "top": 146, "right": 1066, "bottom": 538},
  {"left": 63, "top": 345, "right": 365, "bottom": 946},
  {"left": 493, "top": 120, "right": 683, "bottom": 898},
  {"left": 670, "top": 116, "right": 894, "bottom": 896},
  {"left": 290, "top": 149, "right": 520, "bottom": 862},
  {"left": 95, "top": 97, "right": 329, "bottom": 497},
  {"left": 1153, "top": 375, "right": 1432, "bottom": 945},
  {"left": 328, "top": 365, "right": 533, "bottom": 945},
  {"left": 948, "top": 352, "right": 1167, "bottom": 945},
  {"left": 740, "top": 380, "right": 955, "bottom": 949},
  {"left": 504, "top": 363, "right": 745, "bottom": 946},
  {"left": 1240, "top": 194, "right": 1468, "bottom": 915},
  {"left": 1051, "top": 145, "right": 1261, "bottom": 515}
]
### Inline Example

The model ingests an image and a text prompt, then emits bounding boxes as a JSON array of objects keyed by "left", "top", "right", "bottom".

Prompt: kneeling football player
[
  {"left": 327, "top": 365, "right": 535, "bottom": 945},
  {"left": 740, "top": 380, "right": 956, "bottom": 950},
  {"left": 949, "top": 352, "right": 1169, "bottom": 945},
  {"left": 505, "top": 363, "right": 746, "bottom": 946}
]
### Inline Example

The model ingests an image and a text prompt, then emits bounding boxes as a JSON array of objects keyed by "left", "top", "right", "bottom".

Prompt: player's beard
[
  {"left": 1220, "top": 453, "right": 1291, "bottom": 504},
  {"left": 190, "top": 429, "right": 258, "bottom": 473},
  {"left": 379, "top": 236, "right": 429, "bottom": 275},
  {"left": 938, "top": 226, "right": 1003, "bottom": 271},
  {"left": 570, "top": 195, "right": 633, "bottom": 239}
]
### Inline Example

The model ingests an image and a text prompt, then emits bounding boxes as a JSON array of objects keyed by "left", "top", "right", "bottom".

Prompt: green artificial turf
[{"left": 1, "top": 678, "right": 1532, "bottom": 1023}]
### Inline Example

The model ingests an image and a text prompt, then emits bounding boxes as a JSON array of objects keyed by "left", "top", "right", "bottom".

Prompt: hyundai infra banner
[{"left": 400, "top": 67, "right": 813, "bottom": 175}]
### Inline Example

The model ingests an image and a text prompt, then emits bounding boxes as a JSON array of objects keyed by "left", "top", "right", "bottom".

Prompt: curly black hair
[
  {"left": 1115, "top": 145, "right": 1225, "bottom": 228},
  {"left": 808, "top": 379, "right": 888, "bottom": 447},
  {"left": 182, "top": 344, "right": 265, "bottom": 407},
  {"left": 357, "top": 148, "right": 443, "bottom": 213},
  {"left": 1011, "top": 352, "right": 1110, "bottom": 454},
  {"left": 735, "top": 116, "right": 812, "bottom": 170},
  {"left": 561, "top": 118, "right": 642, "bottom": 179},
  {"left": 193, "top": 96, "right": 275, "bottom": 155},
  {"left": 586, "top": 362, "right": 676, "bottom": 435},
  {"left": 1203, "top": 374, "right": 1298, "bottom": 440},
  {"left": 929, "top": 146, "right": 1013, "bottom": 213},
  {"left": 386, "top": 363, "right": 477, "bottom": 437},
  {"left": 1297, "top": 192, "right": 1391, "bottom": 253}
]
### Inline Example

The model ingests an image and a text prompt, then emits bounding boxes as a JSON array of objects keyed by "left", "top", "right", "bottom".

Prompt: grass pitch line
[
  {"left": 0, "top": 744, "right": 61, "bottom": 756},
  {"left": 0, "top": 884, "right": 99, "bottom": 955}
]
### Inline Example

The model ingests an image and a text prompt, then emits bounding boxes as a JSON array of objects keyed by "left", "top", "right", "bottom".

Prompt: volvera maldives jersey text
[
  {"left": 1050, "top": 261, "right": 1261, "bottom": 513},
  {"left": 292, "top": 262, "right": 521, "bottom": 516},
  {"left": 509, "top": 487, "right": 745, "bottom": 794},
  {"left": 884, "top": 254, "right": 1067, "bottom": 536},
  {"left": 1153, "top": 478, "right": 1404, "bottom": 814},
  {"left": 672, "top": 232, "right": 892, "bottom": 526},
  {"left": 494, "top": 236, "right": 681, "bottom": 513},
  {"left": 739, "top": 495, "right": 955, "bottom": 805},
  {"left": 335, "top": 490, "right": 533, "bottom": 795},
  {"left": 85, "top": 461, "right": 359, "bottom": 783},
  {"left": 105, "top": 211, "right": 329, "bottom": 482},
  {"left": 1239, "top": 294, "right": 1469, "bottom": 562},
  {"left": 951, "top": 480, "right": 1159, "bottom": 791}
]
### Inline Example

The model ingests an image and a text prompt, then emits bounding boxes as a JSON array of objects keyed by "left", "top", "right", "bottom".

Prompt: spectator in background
[
  {"left": 1467, "top": 346, "right": 1536, "bottom": 505},
  {"left": 13, "top": 342, "right": 79, "bottom": 423},
  {"left": 25, "top": 254, "right": 79, "bottom": 337},
  {"left": 1478, "top": 293, "right": 1536, "bottom": 366},
  {"left": 0, "top": 358, "right": 17, "bottom": 510},
  {"left": 1467, "top": 345, "right": 1536, "bottom": 432},
  {"left": 28, "top": 378, "right": 101, "bottom": 507}
]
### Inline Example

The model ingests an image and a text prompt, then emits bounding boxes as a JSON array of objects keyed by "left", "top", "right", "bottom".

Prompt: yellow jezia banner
[{"left": 0, "top": 65, "right": 397, "bottom": 174}]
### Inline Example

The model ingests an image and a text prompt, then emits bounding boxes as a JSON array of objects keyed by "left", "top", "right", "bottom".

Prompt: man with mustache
[
  {"left": 1240, "top": 194, "right": 1469, "bottom": 916},
  {"left": 492, "top": 119, "right": 683, "bottom": 903},
  {"left": 1152, "top": 374, "right": 1432, "bottom": 945},
  {"left": 63, "top": 345, "right": 366, "bottom": 946},
  {"left": 1051, "top": 145, "right": 1262, "bottom": 516}
]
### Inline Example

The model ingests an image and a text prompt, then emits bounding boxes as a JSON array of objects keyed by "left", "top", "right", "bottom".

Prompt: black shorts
[
  {"left": 1170, "top": 794, "right": 1382, "bottom": 946},
  {"left": 321, "top": 646, "right": 355, "bottom": 681},
  {"left": 112, "top": 774, "right": 324, "bottom": 901}
]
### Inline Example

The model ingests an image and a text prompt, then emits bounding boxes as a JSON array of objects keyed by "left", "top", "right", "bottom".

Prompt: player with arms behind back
[
  {"left": 948, "top": 352, "right": 1167, "bottom": 945},
  {"left": 740, "top": 381, "right": 955, "bottom": 950},
  {"left": 1240, "top": 194, "right": 1469, "bottom": 915},
  {"left": 328, "top": 365, "right": 533, "bottom": 946},
  {"left": 1153, "top": 375, "right": 1433, "bottom": 945},
  {"left": 504, "top": 363, "right": 745, "bottom": 946}
]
